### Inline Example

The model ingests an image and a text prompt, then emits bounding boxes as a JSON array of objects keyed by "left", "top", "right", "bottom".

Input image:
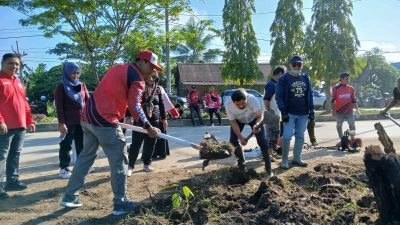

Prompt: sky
[{"left": 1, "top": 0, "right": 400, "bottom": 70}]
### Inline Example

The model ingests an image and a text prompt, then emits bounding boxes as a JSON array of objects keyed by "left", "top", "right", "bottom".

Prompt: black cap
[
  {"left": 191, "top": 85, "right": 196, "bottom": 89},
  {"left": 290, "top": 55, "right": 303, "bottom": 65},
  {"left": 340, "top": 72, "right": 350, "bottom": 78}
]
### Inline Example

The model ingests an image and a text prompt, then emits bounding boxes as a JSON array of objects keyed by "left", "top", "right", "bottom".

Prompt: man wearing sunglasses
[
  {"left": 332, "top": 72, "right": 360, "bottom": 140},
  {"left": 275, "top": 55, "right": 314, "bottom": 169}
]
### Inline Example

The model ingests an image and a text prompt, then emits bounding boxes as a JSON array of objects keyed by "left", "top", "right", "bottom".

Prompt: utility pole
[
  {"left": 12, "top": 41, "right": 27, "bottom": 81},
  {"left": 165, "top": 5, "right": 171, "bottom": 95}
]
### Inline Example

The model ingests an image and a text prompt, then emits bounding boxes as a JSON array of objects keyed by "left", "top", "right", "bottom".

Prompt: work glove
[
  {"left": 281, "top": 112, "right": 289, "bottom": 123},
  {"left": 355, "top": 109, "right": 361, "bottom": 119},
  {"left": 308, "top": 111, "right": 315, "bottom": 121}
]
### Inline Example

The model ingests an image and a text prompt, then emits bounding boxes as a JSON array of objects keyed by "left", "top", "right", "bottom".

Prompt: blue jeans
[
  {"left": 282, "top": 114, "right": 308, "bottom": 141},
  {"left": 190, "top": 105, "right": 203, "bottom": 126},
  {"left": 229, "top": 119, "right": 268, "bottom": 152},
  {"left": 0, "top": 128, "right": 26, "bottom": 183}
]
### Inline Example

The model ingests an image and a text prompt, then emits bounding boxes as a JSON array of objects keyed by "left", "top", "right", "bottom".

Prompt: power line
[{"left": 0, "top": 34, "right": 45, "bottom": 40}]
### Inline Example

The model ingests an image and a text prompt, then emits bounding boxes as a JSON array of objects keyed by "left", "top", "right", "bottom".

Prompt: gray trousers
[
  {"left": 64, "top": 122, "right": 128, "bottom": 205},
  {"left": 336, "top": 113, "right": 356, "bottom": 139}
]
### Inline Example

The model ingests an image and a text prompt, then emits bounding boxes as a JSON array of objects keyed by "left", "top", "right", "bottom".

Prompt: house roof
[{"left": 177, "top": 63, "right": 272, "bottom": 86}]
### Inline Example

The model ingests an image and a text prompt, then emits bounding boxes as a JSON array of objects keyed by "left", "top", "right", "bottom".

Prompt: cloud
[{"left": 360, "top": 40, "right": 400, "bottom": 63}]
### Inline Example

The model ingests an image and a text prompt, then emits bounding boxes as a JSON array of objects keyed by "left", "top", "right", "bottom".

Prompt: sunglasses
[{"left": 291, "top": 62, "right": 303, "bottom": 67}]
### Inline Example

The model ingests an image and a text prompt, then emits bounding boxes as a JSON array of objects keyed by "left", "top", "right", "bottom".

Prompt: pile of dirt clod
[{"left": 121, "top": 162, "right": 379, "bottom": 224}]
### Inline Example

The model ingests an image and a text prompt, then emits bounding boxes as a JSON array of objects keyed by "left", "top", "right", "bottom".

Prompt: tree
[
  {"left": 221, "top": 0, "right": 262, "bottom": 86},
  {"left": 307, "top": 0, "right": 359, "bottom": 110},
  {"left": 355, "top": 48, "right": 400, "bottom": 107},
  {"left": 269, "top": 0, "right": 305, "bottom": 68},
  {"left": 2, "top": 0, "right": 189, "bottom": 83},
  {"left": 171, "top": 17, "right": 222, "bottom": 63}
]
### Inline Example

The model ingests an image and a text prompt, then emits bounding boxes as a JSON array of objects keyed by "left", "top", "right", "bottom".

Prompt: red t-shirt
[
  {"left": 82, "top": 63, "right": 150, "bottom": 128},
  {"left": 188, "top": 90, "right": 201, "bottom": 107},
  {"left": 0, "top": 72, "right": 33, "bottom": 129},
  {"left": 332, "top": 83, "right": 356, "bottom": 114}
]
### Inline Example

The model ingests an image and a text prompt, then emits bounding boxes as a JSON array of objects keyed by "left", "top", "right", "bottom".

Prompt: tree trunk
[
  {"left": 374, "top": 122, "right": 396, "bottom": 154},
  {"left": 364, "top": 145, "right": 400, "bottom": 223}
]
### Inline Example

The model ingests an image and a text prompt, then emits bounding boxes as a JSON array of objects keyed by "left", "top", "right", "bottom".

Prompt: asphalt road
[{"left": 18, "top": 119, "right": 400, "bottom": 178}]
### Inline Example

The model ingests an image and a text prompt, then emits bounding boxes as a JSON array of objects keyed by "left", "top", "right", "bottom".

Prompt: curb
[{"left": 35, "top": 114, "right": 400, "bottom": 132}]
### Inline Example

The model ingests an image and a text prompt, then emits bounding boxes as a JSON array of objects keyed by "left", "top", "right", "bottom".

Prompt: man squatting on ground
[
  {"left": 60, "top": 50, "right": 162, "bottom": 216},
  {"left": 225, "top": 88, "right": 273, "bottom": 177},
  {"left": 276, "top": 55, "right": 314, "bottom": 169}
]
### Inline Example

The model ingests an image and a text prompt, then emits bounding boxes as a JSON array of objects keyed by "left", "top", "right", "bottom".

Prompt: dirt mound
[{"left": 120, "top": 162, "right": 379, "bottom": 224}]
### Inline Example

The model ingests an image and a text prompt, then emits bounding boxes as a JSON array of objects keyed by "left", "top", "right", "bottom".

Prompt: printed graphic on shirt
[
  {"left": 339, "top": 93, "right": 351, "bottom": 99},
  {"left": 290, "top": 80, "right": 307, "bottom": 98}
]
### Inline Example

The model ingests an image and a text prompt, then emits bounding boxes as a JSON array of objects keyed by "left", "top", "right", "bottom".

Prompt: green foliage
[
  {"left": 307, "top": 0, "right": 359, "bottom": 87},
  {"left": 25, "top": 64, "right": 62, "bottom": 102},
  {"left": 357, "top": 48, "right": 400, "bottom": 100},
  {"left": 3, "top": 0, "right": 190, "bottom": 84},
  {"left": 171, "top": 17, "right": 222, "bottom": 63},
  {"left": 221, "top": 0, "right": 262, "bottom": 86},
  {"left": 269, "top": 0, "right": 305, "bottom": 68},
  {"left": 46, "top": 101, "right": 56, "bottom": 117},
  {"left": 162, "top": 184, "right": 194, "bottom": 209}
]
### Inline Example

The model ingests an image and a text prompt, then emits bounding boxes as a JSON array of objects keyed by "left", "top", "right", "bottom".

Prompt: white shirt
[{"left": 225, "top": 94, "right": 261, "bottom": 124}]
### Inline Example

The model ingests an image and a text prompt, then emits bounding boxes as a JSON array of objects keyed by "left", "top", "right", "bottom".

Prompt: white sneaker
[
  {"left": 127, "top": 167, "right": 133, "bottom": 177},
  {"left": 88, "top": 167, "right": 95, "bottom": 173},
  {"left": 143, "top": 165, "right": 153, "bottom": 172},
  {"left": 59, "top": 168, "right": 72, "bottom": 179}
]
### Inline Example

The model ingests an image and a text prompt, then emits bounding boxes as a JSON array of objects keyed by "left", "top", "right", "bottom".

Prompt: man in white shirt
[{"left": 225, "top": 89, "right": 272, "bottom": 176}]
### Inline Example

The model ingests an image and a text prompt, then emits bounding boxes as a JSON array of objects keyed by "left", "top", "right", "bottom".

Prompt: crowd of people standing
[{"left": 3, "top": 50, "right": 398, "bottom": 216}]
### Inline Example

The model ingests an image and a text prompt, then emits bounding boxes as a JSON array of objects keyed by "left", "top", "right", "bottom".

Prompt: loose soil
[{"left": 0, "top": 142, "right": 390, "bottom": 225}]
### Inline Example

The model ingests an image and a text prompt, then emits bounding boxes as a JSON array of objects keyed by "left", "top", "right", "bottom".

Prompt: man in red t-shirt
[
  {"left": 187, "top": 86, "right": 204, "bottom": 126},
  {"left": 0, "top": 53, "right": 35, "bottom": 199},
  {"left": 60, "top": 50, "right": 161, "bottom": 216},
  {"left": 331, "top": 72, "right": 360, "bottom": 139}
]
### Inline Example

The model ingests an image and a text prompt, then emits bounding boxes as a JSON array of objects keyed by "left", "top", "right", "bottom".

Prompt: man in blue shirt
[
  {"left": 263, "top": 66, "right": 285, "bottom": 160},
  {"left": 276, "top": 55, "right": 314, "bottom": 169}
]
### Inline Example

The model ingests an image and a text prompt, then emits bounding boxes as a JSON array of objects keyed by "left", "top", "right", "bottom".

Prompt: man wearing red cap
[{"left": 60, "top": 50, "right": 162, "bottom": 216}]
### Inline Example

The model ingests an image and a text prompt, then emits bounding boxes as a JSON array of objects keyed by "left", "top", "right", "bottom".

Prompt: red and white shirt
[
  {"left": 331, "top": 83, "right": 356, "bottom": 114},
  {"left": 0, "top": 71, "right": 33, "bottom": 129}
]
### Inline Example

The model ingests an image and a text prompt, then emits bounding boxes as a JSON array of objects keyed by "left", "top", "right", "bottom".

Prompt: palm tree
[{"left": 171, "top": 17, "right": 222, "bottom": 63}]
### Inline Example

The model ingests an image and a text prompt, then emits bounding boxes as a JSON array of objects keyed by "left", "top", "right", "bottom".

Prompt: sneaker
[
  {"left": 88, "top": 167, "right": 96, "bottom": 173},
  {"left": 59, "top": 168, "right": 72, "bottom": 179},
  {"left": 143, "top": 165, "right": 153, "bottom": 172},
  {"left": 5, "top": 179, "right": 28, "bottom": 191},
  {"left": 60, "top": 195, "right": 82, "bottom": 208},
  {"left": 126, "top": 167, "right": 133, "bottom": 177},
  {"left": 112, "top": 200, "right": 137, "bottom": 216}
]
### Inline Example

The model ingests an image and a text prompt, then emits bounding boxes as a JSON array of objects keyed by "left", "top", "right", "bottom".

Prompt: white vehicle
[{"left": 313, "top": 90, "right": 327, "bottom": 110}]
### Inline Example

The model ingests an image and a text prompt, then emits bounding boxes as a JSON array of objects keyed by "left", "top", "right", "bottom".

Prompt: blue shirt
[
  {"left": 263, "top": 79, "right": 276, "bottom": 101},
  {"left": 276, "top": 72, "right": 314, "bottom": 116}
]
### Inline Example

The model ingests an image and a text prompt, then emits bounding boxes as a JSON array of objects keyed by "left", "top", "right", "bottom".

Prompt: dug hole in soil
[
  {"left": 0, "top": 156, "right": 381, "bottom": 225},
  {"left": 124, "top": 159, "right": 378, "bottom": 224}
]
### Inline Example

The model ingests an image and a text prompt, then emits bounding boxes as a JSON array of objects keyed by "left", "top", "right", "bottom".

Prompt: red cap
[{"left": 136, "top": 50, "right": 163, "bottom": 72}]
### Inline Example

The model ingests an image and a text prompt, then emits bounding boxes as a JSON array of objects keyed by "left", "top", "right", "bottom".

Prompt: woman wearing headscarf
[{"left": 54, "top": 62, "right": 89, "bottom": 179}]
